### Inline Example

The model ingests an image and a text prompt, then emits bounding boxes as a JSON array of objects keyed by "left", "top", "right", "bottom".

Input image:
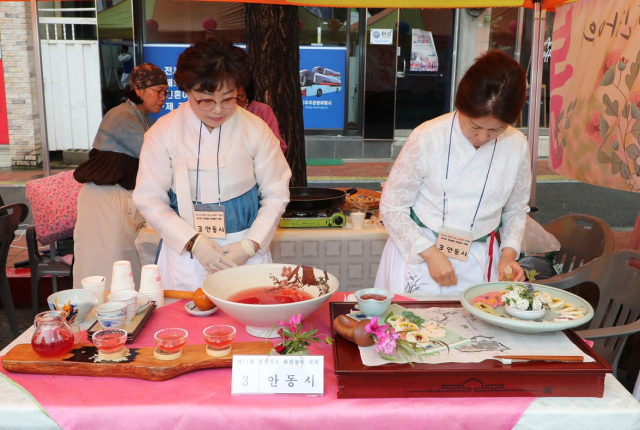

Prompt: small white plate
[
  {"left": 137, "top": 294, "right": 151, "bottom": 314},
  {"left": 185, "top": 301, "right": 218, "bottom": 317}
]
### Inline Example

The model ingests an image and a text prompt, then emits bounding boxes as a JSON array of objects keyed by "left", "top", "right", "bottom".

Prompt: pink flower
[
  {"left": 595, "top": 49, "right": 620, "bottom": 89},
  {"left": 278, "top": 320, "right": 286, "bottom": 326},
  {"left": 587, "top": 110, "right": 603, "bottom": 143},
  {"left": 630, "top": 91, "right": 640, "bottom": 109},
  {"left": 364, "top": 317, "right": 380, "bottom": 334},
  {"left": 289, "top": 313, "right": 301, "bottom": 326}
]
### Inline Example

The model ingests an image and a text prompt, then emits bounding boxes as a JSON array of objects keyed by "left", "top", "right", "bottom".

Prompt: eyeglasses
[
  {"left": 191, "top": 95, "right": 238, "bottom": 110},
  {"left": 149, "top": 88, "right": 170, "bottom": 98}
]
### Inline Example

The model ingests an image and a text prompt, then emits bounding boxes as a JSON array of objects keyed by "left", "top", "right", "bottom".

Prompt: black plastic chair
[
  {"left": 26, "top": 226, "right": 72, "bottom": 318},
  {"left": 542, "top": 250, "right": 640, "bottom": 374},
  {"left": 0, "top": 203, "right": 29, "bottom": 338}
]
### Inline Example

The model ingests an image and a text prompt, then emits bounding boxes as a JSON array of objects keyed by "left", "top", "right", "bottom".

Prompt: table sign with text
[{"left": 231, "top": 355, "right": 324, "bottom": 395}]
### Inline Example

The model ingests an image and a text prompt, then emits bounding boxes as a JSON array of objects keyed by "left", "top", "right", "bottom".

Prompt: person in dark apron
[
  {"left": 74, "top": 64, "right": 168, "bottom": 290},
  {"left": 375, "top": 50, "right": 531, "bottom": 295},
  {"left": 133, "top": 36, "right": 291, "bottom": 292}
]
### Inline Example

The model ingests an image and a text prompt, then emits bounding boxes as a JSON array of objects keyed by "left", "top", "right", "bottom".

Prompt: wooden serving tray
[
  {"left": 2, "top": 341, "right": 273, "bottom": 381},
  {"left": 331, "top": 301, "right": 612, "bottom": 399},
  {"left": 87, "top": 302, "right": 156, "bottom": 344}
]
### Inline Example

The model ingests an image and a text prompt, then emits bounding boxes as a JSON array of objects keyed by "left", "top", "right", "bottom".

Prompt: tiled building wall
[{"left": 0, "top": 2, "right": 41, "bottom": 166}]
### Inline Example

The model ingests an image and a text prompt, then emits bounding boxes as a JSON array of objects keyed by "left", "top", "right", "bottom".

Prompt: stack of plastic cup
[
  {"left": 111, "top": 260, "right": 135, "bottom": 291},
  {"left": 139, "top": 264, "right": 164, "bottom": 307},
  {"left": 81, "top": 276, "right": 106, "bottom": 304}
]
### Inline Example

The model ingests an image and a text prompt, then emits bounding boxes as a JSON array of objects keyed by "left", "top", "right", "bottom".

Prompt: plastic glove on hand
[
  {"left": 192, "top": 237, "right": 237, "bottom": 272},
  {"left": 221, "top": 239, "right": 256, "bottom": 266}
]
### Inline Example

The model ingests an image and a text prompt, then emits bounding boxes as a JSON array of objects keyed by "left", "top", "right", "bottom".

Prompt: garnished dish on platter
[{"left": 460, "top": 282, "right": 594, "bottom": 334}]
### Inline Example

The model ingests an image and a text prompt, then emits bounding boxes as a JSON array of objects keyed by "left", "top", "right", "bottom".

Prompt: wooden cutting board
[{"left": 2, "top": 341, "right": 273, "bottom": 381}]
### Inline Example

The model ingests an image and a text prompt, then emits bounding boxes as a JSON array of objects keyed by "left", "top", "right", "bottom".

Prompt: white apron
[
  {"left": 374, "top": 228, "right": 499, "bottom": 295},
  {"left": 158, "top": 229, "right": 271, "bottom": 292},
  {"left": 158, "top": 158, "right": 270, "bottom": 292}
]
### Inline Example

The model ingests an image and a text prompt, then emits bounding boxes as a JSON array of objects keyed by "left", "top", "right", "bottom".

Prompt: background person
[
  {"left": 133, "top": 36, "right": 291, "bottom": 292},
  {"left": 237, "top": 82, "right": 287, "bottom": 154},
  {"left": 118, "top": 45, "right": 134, "bottom": 89},
  {"left": 374, "top": 49, "right": 531, "bottom": 295},
  {"left": 73, "top": 64, "right": 168, "bottom": 290}
]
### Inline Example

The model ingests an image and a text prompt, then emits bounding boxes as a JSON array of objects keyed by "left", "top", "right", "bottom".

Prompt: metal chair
[
  {"left": 543, "top": 213, "right": 615, "bottom": 276},
  {"left": 26, "top": 226, "right": 72, "bottom": 318},
  {"left": 542, "top": 250, "right": 640, "bottom": 375},
  {"left": 0, "top": 203, "right": 29, "bottom": 338}
]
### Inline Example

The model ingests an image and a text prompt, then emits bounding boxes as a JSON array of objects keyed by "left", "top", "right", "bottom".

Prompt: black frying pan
[{"left": 287, "top": 187, "right": 357, "bottom": 211}]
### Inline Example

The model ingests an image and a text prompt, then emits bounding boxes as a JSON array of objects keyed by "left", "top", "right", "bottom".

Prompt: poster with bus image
[
  {"left": 300, "top": 46, "right": 346, "bottom": 129},
  {"left": 144, "top": 44, "right": 345, "bottom": 130}
]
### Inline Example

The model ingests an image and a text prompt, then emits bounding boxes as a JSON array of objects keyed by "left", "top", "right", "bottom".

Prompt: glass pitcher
[{"left": 31, "top": 310, "right": 76, "bottom": 358}]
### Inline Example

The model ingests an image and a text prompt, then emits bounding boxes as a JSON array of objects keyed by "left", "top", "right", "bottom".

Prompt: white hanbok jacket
[
  {"left": 133, "top": 102, "right": 291, "bottom": 290},
  {"left": 375, "top": 112, "right": 531, "bottom": 293}
]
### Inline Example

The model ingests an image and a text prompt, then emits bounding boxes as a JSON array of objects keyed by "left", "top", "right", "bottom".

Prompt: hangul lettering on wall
[
  {"left": 165, "top": 103, "right": 174, "bottom": 111},
  {"left": 268, "top": 375, "right": 279, "bottom": 387},
  {"left": 173, "top": 91, "right": 182, "bottom": 100},
  {"left": 167, "top": 78, "right": 174, "bottom": 87},
  {"left": 164, "top": 66, "right": 174, "bottom": 76}
]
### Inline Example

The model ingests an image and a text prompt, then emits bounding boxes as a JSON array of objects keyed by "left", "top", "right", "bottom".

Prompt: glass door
[{"left": 395, "top": 9, "right": 455, "bottom": 133}]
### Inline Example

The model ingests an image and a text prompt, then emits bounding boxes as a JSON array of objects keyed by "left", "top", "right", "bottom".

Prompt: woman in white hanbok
[
  {"left": 375, "top": 50, "right": 531, "bottom": 295},
  {"left": 133, "top": 36, "right": 291, "bottom": 292}
]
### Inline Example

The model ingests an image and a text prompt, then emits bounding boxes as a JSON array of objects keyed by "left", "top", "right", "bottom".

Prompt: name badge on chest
[
  {"left": 436, "top": 226, "right": 471, "bottom": 262},
  {"left": 194, "top": 203, "right": 226, "bottom": 239}
]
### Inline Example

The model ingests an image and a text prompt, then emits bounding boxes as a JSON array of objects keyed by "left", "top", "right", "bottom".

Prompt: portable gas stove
[{"left": 279, "top": 207, "right": 346, "bottom": 228}]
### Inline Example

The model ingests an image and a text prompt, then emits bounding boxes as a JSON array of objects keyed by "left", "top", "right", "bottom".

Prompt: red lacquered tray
[{"left": 331, "top": 301, "right": 612, "bottom": 399}]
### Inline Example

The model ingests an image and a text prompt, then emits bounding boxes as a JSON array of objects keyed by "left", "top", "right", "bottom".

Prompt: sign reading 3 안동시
[{"left": 231, "top": 355, "right": 324, "bottom": 395}]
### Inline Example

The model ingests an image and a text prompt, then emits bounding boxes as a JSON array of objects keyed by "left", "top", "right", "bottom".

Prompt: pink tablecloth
[{"left": 1, "top": 294, "right": 534, "bottom": 430}]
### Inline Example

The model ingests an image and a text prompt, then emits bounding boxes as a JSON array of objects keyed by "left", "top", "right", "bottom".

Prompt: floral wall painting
[{"left": 550, "top": 0, "right": 640, "bottom": 192}]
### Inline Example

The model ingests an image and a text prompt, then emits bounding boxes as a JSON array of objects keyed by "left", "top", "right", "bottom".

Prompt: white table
[{"left": 2, "top": 293, "right": 640, "bottom": 429}]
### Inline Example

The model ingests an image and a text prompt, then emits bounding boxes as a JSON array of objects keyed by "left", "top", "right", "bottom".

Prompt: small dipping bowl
[
  {"left": 354, "top": 288, "right": 395, "bottom": 318},
  {"left": 96, "top": 301, "right": 127, "bottom": 319},
  {"left": 92, "top": 328, "right": 128, "bottom": 360},
  {"left": 203, "top": 325, "right": 236, "bottom": 357},
  {"left": 154, "top": 328, "right": 188, "bottom": 360},
  {"left": 97, "top": 315, "right": 127, "bottom": 329}
]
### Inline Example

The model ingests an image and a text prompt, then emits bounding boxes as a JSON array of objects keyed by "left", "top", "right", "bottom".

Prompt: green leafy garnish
[{"left": 401, "top": 310, "right": 425, "bottom": 326}]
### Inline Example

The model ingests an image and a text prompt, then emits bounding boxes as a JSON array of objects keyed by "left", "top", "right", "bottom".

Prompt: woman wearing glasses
[
  {"left": 73, "top": 63, "right": 168, "bottom": 290},
  {"left": 374, "top": 50, "right": 531, "bottom": 295},
  {"left": 237, "top": 82, "right": 287, "bottom": 154},
  {"left": 133, "top": 36, "right": 291, "bottom": 292}
]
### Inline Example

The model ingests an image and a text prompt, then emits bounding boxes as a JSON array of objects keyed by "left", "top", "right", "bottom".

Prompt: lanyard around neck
[
  {"left": 442, "top": 112, "right": 497, "bottom": 233},
  {"left": 194, "top": 122, "right": 222, "bottom": 206}
]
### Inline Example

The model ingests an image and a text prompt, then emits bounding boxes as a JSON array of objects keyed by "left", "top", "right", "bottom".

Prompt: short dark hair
[
  {"left": 174, "top": 35, "right": 249, "bottom": 94},
  {"left": 123, "top": 85, "right": 142, "bottom": 105},
  {"left": 455, "top": 49, "right": 526, "bottom": 124}
]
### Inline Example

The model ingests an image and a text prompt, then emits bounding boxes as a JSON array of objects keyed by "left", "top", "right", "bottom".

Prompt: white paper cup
[
  {"left": 139, "top": 264, "right": 163, "bottom": 293},
  {"left": 351, "top": 212, "right": 366, "bottom": 229},
  {"left": 111, "top": 260, "right": 135, "bottom": 290},
  {"left": 81, "top": 276, "right": 106, "bottom": 305}
]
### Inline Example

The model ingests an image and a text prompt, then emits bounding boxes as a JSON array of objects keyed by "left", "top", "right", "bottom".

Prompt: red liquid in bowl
[
  {"left": 31, "top": 328, "right": 74, "bottom": 358},
  {"left": 228, "top": 287, "right": 314, "bottom": 305},
  {"left": 359, "top": 294, "right": 388, "bottom": 301},
  {"left": 94, "top": 332, "right": 127, "bottom": 353},
  {"left": 156, "top": 333, "right": 188, "bottom": 352}
]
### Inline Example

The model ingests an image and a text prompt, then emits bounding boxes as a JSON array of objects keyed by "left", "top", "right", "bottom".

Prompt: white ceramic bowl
[
  {"left": 96, "top": 301, "right": 127, "bottom": 318},
  {"left": 137, "top": 294, "right": 151, "bottom": 314},
  {"left": 97, "top": 315, "right": 127, "bottom": 329},
  {"left": 202, "top": 264, "right": 339, "bottom": 338},
  {"left": 47, "top": 289, "right": 99, "bottom": 324}
]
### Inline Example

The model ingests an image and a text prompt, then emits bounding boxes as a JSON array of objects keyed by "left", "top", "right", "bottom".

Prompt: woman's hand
[
  {"left": 192, "top": 237, "right": 236, "bottom": 272},
  {"left": 498, "top": 248, "right": 525, "bottom": 281},
  {"left": 221, "top": 239, "right": 256, "bottom": 266},
  {"left": 419, "top": 246, "right": 458, "bottom": 287}
]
